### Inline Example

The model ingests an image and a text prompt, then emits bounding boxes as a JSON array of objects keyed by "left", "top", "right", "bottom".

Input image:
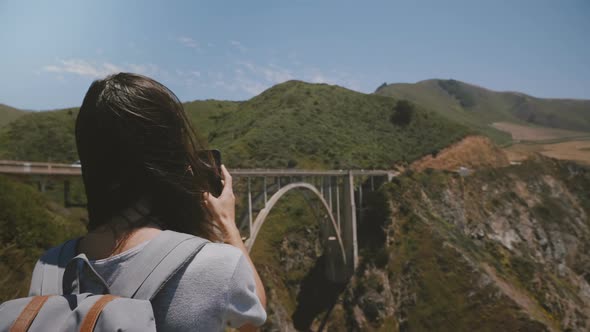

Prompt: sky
[{"left": 0, "top": 0, "right": 588, "bottom": 110}]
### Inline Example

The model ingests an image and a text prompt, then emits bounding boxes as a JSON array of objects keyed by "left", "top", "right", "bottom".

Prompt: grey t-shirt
[{"left": 36, "top": 236, "right": 266, "bottom": 331}]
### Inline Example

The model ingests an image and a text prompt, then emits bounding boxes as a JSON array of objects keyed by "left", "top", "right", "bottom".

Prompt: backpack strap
[
  {"left": 79, "top": 295, "right": 119, "bottom": 332},
  {"left": 108, "top": 230, "right": 208, "bottom": 300},
  {"left": 62, "top": 253, "right": 111, "bottom": 295},
  {"left": 9, "top": 295, "right": 52, "bottom": 332},
  {"left": 30, "top": 238, "right": 80, "bottom": 295}
]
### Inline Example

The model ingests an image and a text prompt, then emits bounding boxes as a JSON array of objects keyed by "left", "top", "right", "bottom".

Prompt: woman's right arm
[{"left": 203, "top": 165, "right": 267, "bottom": 329}]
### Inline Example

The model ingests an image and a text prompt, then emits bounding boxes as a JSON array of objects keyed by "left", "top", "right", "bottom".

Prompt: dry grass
[
  {"left": 504, "top": 139, "right": 590, "bottom": 166},
  {"left": 492, "top": 122, "right": 590, "bottom": 142},
  {"left": 411, "top": 136, "right": 510, "bottom": 171}
]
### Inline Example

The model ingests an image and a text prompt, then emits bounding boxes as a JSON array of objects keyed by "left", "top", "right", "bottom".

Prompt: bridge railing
[
  {"left": 0, "top": 160, "right": 82, "bottom": 176},
  {"left": 0, "top": 160, "right": 397, "bottom": 179}
]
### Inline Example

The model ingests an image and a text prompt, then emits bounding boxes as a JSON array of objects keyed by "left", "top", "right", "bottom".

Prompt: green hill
[
  {"left": 375, "top": 79, "right": 590, "bottom": 144},
  {"left": 202, "top": 80, "right": 469, "bottom": 168},
  {"left": 0, "top": 104, "right": 27, "bottom": 129},
  {"left": 0, "top": 108, "right": 79, "bottom": 162},
  {"left": 0, "top": 80, "right": 470, "bottom": 168},
  {"left": 0, "top": 175, "right": 86, "bottom": 302},
  {"left": 183, "top": 99, "right": 241, "bottom": 143}
]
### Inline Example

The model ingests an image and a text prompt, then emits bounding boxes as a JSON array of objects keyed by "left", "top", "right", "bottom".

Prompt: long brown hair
[{"left": 76, "top": 72, "right": 219, "bottom": 241}]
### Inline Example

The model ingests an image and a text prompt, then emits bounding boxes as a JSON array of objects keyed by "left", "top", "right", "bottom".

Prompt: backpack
[{"left": 0, "top": 230, "right": 208, "bottom": 332}]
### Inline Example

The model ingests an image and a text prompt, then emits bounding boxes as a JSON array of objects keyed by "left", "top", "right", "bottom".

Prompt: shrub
[{"left": 390, "top": 100, "right": 415, "bottom": 126}]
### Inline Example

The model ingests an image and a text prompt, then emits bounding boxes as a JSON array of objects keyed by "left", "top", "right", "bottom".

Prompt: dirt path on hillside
[
  {"left": 481, "top": 264, "right": 559, "bottom": 332},
  {"left": 411, "top": 136, "right": 509, "bottom": 171}
]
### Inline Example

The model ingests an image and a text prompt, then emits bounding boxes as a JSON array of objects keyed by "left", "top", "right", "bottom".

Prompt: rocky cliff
[{"left": 340, "top": 156, "right": 590, "bottom": 331}]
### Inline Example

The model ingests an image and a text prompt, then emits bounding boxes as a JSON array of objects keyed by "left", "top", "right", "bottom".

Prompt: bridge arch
[{"left": 244, "top": 182, "right": 347, "bottom": 265}]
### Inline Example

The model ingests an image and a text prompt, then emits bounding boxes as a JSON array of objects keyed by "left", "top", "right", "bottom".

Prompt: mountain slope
[
  {"left": 0, "top": 108, "right": 78, "bottom": 162},
  {"left": 375, "top": 79, "right": 590, "bottom": 144},
  {"left": 339, "top": 156, "right": 590, "bottom": 331},
  {"left": 0, "top": 175, "right": 86, "bottom": 302},
  {"left": 0, "top": 81, "right": 470, "bottom": 168},
  {"left": 0, "top": 104, "right": 26, "bottom": 128},
  {"left": 206, "top": 80, "right": 469, "bottom": 168}
]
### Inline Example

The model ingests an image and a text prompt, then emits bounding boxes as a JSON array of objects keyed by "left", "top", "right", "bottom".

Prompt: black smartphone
[{"left": 197, "top": 149, "right": 223, "bottom": 197}]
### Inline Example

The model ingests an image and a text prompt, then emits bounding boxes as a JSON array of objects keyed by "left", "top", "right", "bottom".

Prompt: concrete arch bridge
[
  {"left": 0, "top": 160, "right": 396, "bottom": 281},
  {"left": 231, "top": 169, "right": 395, "bottom": 282}
]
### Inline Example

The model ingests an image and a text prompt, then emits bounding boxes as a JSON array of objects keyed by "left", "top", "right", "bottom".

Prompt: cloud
[
  {"left": 210, "top": 59, "right": 360, "bottom": 98},
  {"left": 42, "top": 59, "right": 124, "bottom": 78},
  {"left": 305, "top": 68, "right": 361, "bottom": 91},
  {"left": 128, "top": 63, "right": 160, "bottom": 76},
  {"left": 177, "top": 36, "right": 200, "bottom": 50},
  {"left": 238, "top": 61, "right": 293, "bottom": 83},
  {"left": 229, "top": 40, "right": 247, "bottom": 52},
  {"left": 42, "top": 59, "right": 160, "bottom": 79},
  {"left": 220, "top": 61, "right": 294, "bottom": 95}
]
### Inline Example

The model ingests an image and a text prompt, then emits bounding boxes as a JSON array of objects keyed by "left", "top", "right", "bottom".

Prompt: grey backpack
[{"left": 0, "top": 231, "right": 207, "bottom": 332}]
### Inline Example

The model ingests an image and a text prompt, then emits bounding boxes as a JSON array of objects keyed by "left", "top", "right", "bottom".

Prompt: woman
[{"left": 40, "top": 73, "right": 266, "bottom": 330}]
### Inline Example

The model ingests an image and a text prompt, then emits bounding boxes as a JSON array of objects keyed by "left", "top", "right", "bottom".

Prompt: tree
[
  {"left": 375, "top": 82, "right": 388, "bottom": 93},
  {"left": 390, "top": 100, "right": 415, "bottom": 126}
]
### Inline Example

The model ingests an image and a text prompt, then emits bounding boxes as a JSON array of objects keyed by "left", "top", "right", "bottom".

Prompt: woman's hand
[
  {"left": 203, "top": 164, "right": 267, "bottom": 311},
  {"left": 203, "top": 165, "right": 241, "bottom": 245}
]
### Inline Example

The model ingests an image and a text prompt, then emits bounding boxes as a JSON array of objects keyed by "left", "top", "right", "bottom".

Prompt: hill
[
  {"left": 205, "top": 80, "right": 469, "bottom": 168},
  {"left": 375, "top": 79, "right": 590, "bottom": 144},
  {"left": 0, "top": 175, "right": 86, "bottom": 302},
  {"left": 0, "top": 80, "right": 470, "bottom": 168},
  {"left": 0, "top": 104, "right": 26, "bottom": 129},
  {"left": 336, "top": 157, "right": 590, "bottom": 331},
  {"left": 0, "top": 108, "right": 79, "bottom": 162},
  {"left": 410, "top": 135, "right": 510, "bottom": 172}
]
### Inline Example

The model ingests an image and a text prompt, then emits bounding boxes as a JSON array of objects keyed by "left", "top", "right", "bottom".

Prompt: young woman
[{"left": 40, "top": 73, "right": 266, "bottom": 331}]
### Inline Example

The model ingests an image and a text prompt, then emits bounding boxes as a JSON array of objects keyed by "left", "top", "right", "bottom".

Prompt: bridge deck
[{"left": 0, "top": 160, "right": 396, "bottom": 177}]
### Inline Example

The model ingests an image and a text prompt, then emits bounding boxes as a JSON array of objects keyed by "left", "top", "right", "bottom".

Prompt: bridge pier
[{"left": 342, "top": 171, "right": 358, "bottom": 274}]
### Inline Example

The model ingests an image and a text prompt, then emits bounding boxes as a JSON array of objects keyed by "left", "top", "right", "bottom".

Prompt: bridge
[{"left": 0, "top": 160, "right": 396, "bottom": 281}]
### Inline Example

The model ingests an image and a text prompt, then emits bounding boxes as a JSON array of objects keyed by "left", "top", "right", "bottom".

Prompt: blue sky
[{"left": 0, "top": 0, "right": 588, "bottom": 110}]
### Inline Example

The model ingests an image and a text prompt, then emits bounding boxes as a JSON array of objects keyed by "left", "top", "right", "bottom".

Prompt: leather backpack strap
[
  {"left": 9, "top": 295, "right": 51, "bottom": 332},
  {"left": 79, "top": 295, "right": 118, "bottom": 332},
  {"left": 108, "top": 230, "right": 209, "bottom": 300}
]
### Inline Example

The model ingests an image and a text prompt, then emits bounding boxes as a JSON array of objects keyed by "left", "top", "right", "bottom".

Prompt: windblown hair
[{"left": 76, "top": 73, "right": 219, "bottom": 241}]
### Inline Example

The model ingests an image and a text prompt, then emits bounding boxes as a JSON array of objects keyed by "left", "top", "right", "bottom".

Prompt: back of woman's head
[{"left": 76, "top": 72, "right": 218, "bottom": 240}]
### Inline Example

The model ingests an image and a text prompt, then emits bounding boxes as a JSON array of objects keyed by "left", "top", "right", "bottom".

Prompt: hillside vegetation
[
  {"left": 375, "top": 79, "right": 590, "bottom": 144},
  {"left": 338, "top": 157, "right": 590, "bottom": 331},
  {"left": 0, "top": 104, "right": 26, "bottom": 130},
  {"left": 1, "top": 80, "right": 590, "bottom": 331},
  {"left": 0, "top": 80, "right": 470, "bottom": 168},
  {"left": 206, "top": 80, "right": 469, "bottom": 168},
  {"left": 0, "top": 175, "right": 86, "bottom": 302},
  {"left": 0, "top": 108, "right": 78, "bottom": 162}
]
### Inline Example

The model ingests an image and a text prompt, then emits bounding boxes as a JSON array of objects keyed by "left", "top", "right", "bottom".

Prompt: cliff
[{"left": 341, "top": 156, "right": 590, "bottom": 331}]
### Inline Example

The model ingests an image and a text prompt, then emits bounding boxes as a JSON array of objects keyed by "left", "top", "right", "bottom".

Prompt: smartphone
[{"left": 197, "top": 149, "right": 223, "bottom": 197}]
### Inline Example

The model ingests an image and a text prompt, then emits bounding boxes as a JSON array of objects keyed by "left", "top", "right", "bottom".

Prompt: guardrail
[
  {"left": 0, "top": 160, "right": 82, "bottom": 176},
  {"left": 0, "top": 160, "right": 397, "bottom": 178}
]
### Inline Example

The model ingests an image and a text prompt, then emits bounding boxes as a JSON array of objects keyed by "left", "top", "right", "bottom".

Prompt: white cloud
[
  {"left": 221, "top": 61, "right": 294, "bottom": 95},
  {"left": 229, "top": 40, "right": 247, "bottom": 52},
  {"left": 236, "top": 77, "right": 267, "bottom": 95},
  {"left": 42, "top": 59, "right": 160, "bottom": 79},
  {"left": 128, "top": 63, "right": 160, "bottom": 76},
  {"left": 210, "top": 60, "right": 360, "bottom": 97},
  {"left": 238, "top": 61, "right": 293, "bottom": 84},
  {"left": 42, "top": 59, "right": 123, "bottom": 78},
  {"left": 177, "top": 36, "right": 200, "bottom": 50},
  {"left": 305, "top": 68, "right": 361, "bottom": 91}
]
